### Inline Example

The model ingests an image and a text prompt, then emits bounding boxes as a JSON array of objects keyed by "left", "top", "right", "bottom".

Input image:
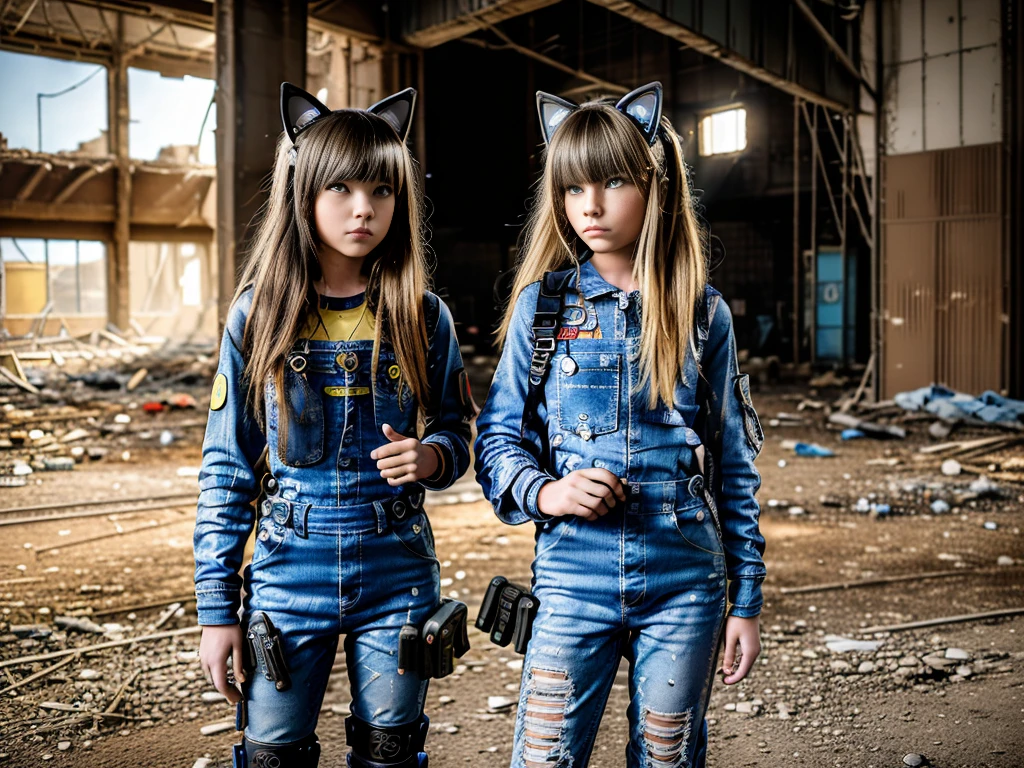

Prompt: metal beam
[
  {"left": 586, "top": 0, "right": 852, "bottom": 113},
  {"left": 792, "top": 0, "right": 876, "bottom": 101},
  {"left": 462, "top": 20, "right": 628, "bottom": 94},
  {"left": 404, "top": 0, "right": 561, "bottom": 48}
]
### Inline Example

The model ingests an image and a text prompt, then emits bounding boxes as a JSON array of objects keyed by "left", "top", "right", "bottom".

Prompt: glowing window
[{"left": 699, "top": 107, "right": 747, "bottom": 156}]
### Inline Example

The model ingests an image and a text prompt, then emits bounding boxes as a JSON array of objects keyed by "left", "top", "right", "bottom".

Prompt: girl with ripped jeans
[{"left": 475, "top": 84, "right": 766, "bottom": 768}]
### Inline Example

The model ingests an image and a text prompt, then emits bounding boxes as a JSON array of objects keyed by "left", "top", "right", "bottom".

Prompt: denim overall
[
  {"left": 194, "top": 288, "right": 472, "bottom": 752},
  {"left": 474, "top": 260, "right": 765, "bottom": 768}
]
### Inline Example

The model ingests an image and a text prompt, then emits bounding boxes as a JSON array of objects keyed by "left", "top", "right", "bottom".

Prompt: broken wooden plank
[
  {"left": 779, "top": 568, "right": 981, "bottom": 595},
  {"left": 0, "top": 626, "right": 203, "bottom": 669},
  {"left": 0, "top": 365, "right": 39, "bottom": 394},
  {"left": 33, "top": 514, "right": 193, "bottom": 554},
  {"left": 91, "top": 594, "right": 197, "bottom": 618},
  {"left": 842, "top": 353, "right": 875, "bottom": 413},
  {"left": 859, "top": 607, "right": 1024, "bottom": 635},
  {"left": 0, "top": 652, "right": 80, "bottom": 696},
  {"left": 918, "top": 435, "right": 1017, "bottom": 456},
  {"left": 828, "top": 412, "right": 907, "bottom": 439}
]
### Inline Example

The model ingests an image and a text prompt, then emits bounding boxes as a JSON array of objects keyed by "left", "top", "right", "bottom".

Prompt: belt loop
[
  {"left": 372, "top": 500, "right": 388, "bottom": 534},
  {"left": 293, "top": 503, "right": 310, "bottom": 538},
  {"left": 270, "top": 500, "right": 292, "bottom": 528},
  {"left": 687, "top": 475, "right": 705, "bottom": 499}
]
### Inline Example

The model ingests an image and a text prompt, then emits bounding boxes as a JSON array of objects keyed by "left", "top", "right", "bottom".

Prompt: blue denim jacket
[
  {"left": 474, "top": 260, "right": 766, "bottom": 617},
  {"left": 194, "top": 287, "right": 472, "bottom": 625}
]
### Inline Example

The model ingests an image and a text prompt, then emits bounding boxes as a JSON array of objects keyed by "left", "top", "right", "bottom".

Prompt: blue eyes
[
  {"left": 327, "top": 183, "right": 393, "bottom": 197},
  {"left": 565, "top": 177, "right": 626, "bottom": 195}
]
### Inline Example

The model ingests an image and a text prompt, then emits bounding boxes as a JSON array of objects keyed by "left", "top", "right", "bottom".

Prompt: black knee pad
[
  {"left": 233, "top": 733, "right": 321, "bottom": 768},
  {"left": 345, "top": 713, "right": 428, "bottom": 768}
]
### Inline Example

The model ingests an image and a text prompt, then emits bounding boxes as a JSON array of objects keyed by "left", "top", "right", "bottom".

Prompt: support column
[
  {"left": 216, "top": 0, "right": 307, "bottom": 323},
  {"left": 107, "top": 13, "right": 131, "bottom": 332}
]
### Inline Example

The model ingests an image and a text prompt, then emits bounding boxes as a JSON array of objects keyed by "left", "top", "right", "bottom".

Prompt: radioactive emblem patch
[{"left": 210, "top": 373, "right": 228, "bottom": 411}]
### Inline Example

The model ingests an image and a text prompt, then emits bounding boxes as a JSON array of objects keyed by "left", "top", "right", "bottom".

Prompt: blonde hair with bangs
[
  {"left": 498, "top": 101, "right": 708, "bottom": 409},
  {"left": 236, "top": 109, "right": 430, "bottom": 426}
]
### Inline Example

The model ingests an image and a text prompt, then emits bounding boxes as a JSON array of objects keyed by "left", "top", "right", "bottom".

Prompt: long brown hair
[
  {"left": 499, "top": 101, "right": 708, "bottom": 409},
  {"left": 234, "top": 109, "right": 430, "bottom": 424}
]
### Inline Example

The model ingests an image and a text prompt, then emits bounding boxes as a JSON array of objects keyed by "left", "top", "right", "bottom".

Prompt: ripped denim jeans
[{"left": 511, "top": 482, "right": 727, "bottom": 768}]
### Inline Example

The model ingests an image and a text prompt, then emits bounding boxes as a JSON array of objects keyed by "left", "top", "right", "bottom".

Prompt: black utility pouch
[
  {"left": 397, "top": 598, "right": 470, "bottom": 679},
  {"left": 246, "top": 611, "right": 291, "bottom": 691},
  {"left": 475, "top": 575, "right": 539, "bottom": 654}
]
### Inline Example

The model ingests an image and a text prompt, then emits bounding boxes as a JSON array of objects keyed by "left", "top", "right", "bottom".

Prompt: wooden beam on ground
[
  {"left": 859, "top": 607, "right": 1024, "bottom": 635},
  {"left": 0, "top": 626, "right": 203, "bottom": 669},
  {"left": 779, "top": 568, "right": 995, "bottom": 595}
]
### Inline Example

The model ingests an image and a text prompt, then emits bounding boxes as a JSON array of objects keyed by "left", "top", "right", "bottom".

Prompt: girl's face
[
  {"left": 313, "top": 179, "right": 396, "bottom": 259},
  {"left": 563, "top": 175, "right": 646, "bottom": 257}
]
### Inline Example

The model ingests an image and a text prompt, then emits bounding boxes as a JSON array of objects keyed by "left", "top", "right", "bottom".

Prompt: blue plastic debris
[
  {"left": 841, "top": 429, "right": 866, "bottom": 440},
  {"left": 894, "top": 385, "right": 1024, "bottom": 425},
  {"left": 794, "top": 442, "right": 836, "bottom": 458}
]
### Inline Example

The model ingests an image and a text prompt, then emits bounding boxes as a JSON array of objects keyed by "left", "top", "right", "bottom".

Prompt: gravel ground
[{"left": 0, "top": 386, "right": 1022, "bottom": 768}]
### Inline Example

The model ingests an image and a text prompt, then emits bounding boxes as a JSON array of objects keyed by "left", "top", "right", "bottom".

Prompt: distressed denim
[
  {"left": 240, "top": 503, "right": 440, "bottom": 743},
  {"left": 193, "top": 288, "right": 471, "bottom": 743},
  {"left": 474, "top": 259, "right": 765, "bottom": 767}
]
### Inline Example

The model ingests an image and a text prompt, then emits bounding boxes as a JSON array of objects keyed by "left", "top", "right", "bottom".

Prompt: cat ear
[
  {"left": 615, "top": 81, "right": 663, "bottom": 146},
  {"left": 536, "top": 91, "right": 579, "bottom": 145},
  {"left": 280, "top": 82, "right": 331, "bottom": 144},
  {"left": 367, "top": 88, "right": 417, "bottom": 142}
]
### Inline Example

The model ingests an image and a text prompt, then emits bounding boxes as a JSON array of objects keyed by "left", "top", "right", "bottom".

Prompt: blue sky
[{"left": 0, "top": 50, "right": 216, "bottom": 163}]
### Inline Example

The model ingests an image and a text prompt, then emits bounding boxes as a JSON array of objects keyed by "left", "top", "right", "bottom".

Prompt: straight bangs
[
  {"left": 296, "top": 110, "right": 407, "bottom": 194},
  {"left": 548, "top": 106, "right": 651, "bottom": 193}
]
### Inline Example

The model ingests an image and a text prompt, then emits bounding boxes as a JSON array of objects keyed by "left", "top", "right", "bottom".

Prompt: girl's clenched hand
[
  {"left": 536, "top": 469, "right": 626, "bottom": 521},
  {"left": 371, "top": 423, "right": 440, "bottom": 485}
]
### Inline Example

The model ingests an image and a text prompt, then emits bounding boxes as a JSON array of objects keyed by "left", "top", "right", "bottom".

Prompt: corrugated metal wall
[{"left": 881, "top": 143, "right": 1005, "bottom": 397}]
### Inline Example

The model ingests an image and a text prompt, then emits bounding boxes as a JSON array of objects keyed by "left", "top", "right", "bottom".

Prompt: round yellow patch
[
  {"left": 210, "top": 373, "right": 228, "bottom": 411},
  {"left": 388, "top": 364, "right": 401, "bottom": 380}
]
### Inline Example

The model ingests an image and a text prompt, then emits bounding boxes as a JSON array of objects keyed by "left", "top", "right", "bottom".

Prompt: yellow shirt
[{"left": 305, "top": 293, "right": 375, "bottom": 341}]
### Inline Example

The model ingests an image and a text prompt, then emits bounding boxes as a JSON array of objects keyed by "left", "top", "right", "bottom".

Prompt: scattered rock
[
  {"left": 486, "top": 696, "right": 516, "bottom": 711},
  {"left": 199, "top": 722, "right": 234, "bottom": 736},
  {"left": 940, "top": 459, "right": 961, "bottom": 476}
]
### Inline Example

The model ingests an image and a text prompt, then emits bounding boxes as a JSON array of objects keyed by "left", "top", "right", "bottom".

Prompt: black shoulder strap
[
  {"left": 520, "top": 267, "right": 576, "bottom": 441},
  {"left": 693, "top": 289, "right": 722, "bottom": 535}
]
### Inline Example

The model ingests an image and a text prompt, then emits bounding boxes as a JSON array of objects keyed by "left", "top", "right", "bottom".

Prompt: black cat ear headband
[
  {"left": 280, "top": 82, "right": 417, "bottom": 164},
  {"left": 536, "top": 81, "right": 663, "bottom": 147}
]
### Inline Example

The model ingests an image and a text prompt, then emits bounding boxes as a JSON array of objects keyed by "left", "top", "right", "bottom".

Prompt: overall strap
[{"left": 520, "top": 267, "right": 577, "bottom": 442}]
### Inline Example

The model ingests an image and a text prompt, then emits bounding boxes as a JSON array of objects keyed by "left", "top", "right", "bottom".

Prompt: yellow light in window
[{"left": 699, "top": 108, "right": 747, "bottom": 156}]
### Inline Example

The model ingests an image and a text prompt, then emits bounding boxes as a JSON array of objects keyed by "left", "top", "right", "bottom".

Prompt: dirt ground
[{"left": 1, "top": 387, "right": 1022, "bottom": 768}]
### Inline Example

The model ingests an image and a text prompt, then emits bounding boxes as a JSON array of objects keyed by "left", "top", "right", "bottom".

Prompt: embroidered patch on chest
[{"left": 560, "top": 294, "right": 602, "bottom": 339}]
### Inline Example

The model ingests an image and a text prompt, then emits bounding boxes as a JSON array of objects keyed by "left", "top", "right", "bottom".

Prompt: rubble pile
[{"left": 0, "top": 338, "right": 216, "bottom": 489}]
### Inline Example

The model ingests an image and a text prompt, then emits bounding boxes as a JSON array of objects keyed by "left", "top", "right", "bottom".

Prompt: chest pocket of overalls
[
  {"left": 555, "top": 351, "right": 621, "bottom": 437},
  {"left": 639, "top": 354, "right": 699, "bottom": 430},
  {"left": 373, "top": 348, "right": 416, "bottom": 436},
  {"left": 277, "top": 363, "right": 324, "bottom": 467}
]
